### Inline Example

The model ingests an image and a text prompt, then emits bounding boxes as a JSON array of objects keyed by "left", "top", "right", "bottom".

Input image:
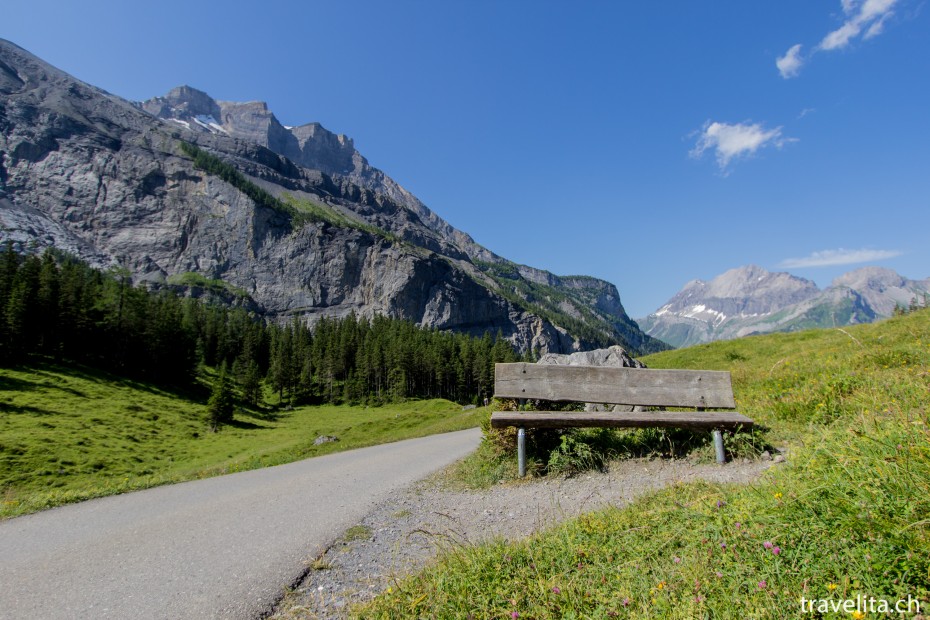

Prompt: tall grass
[{"left": 358, "top": 310, "right": 930, "bottom": 618}]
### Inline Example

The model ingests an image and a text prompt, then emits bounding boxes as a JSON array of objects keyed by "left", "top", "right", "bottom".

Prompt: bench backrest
[{"left": 493, "top": 363, "right": 736, "bottom": 409}]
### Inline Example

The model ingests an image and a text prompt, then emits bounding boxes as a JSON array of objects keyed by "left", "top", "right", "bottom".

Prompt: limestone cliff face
[
  {"left": 139, "top": 85, "right": 489, "bottom": 261},
  {"left": 0, "top": 39, "right": 662, "bottom": 355}
]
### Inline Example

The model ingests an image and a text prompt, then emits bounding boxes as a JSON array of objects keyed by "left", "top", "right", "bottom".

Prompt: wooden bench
[{"left": 489, "top": 362, "right": 754, "bottom": 476}]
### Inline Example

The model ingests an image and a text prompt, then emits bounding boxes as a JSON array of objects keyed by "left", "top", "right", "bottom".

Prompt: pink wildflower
[
  {"left": 772, "top": 546, "right": 782, "bottom": 556},
  {"left": 763, "top": 541, "right": 773, "bottom": 549},
  {"left": 758, "top": 580, "right": 767, "bottom": 590},
  {"left": 552, "top": 586, "right": 561, "bottom": 594},
  {"left": 673, "top": 556, "right": 681, "bottom": 564}
]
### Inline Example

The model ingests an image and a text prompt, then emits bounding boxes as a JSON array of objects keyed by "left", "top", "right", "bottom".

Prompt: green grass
[
  {"left": 165, "top": 272, "right": 250, "bottom": 298},
  {"left": 0, "top": 362, "right": 483, "bottom": 519},
  {"left": 357, "top": 310, "right": 930, "bottom": 618},
  {"left": 280, "top": 194, "right": 400, "bottom": 243},
  {"left": 343, "top": 524, "right": 374, "bottom": 542}
]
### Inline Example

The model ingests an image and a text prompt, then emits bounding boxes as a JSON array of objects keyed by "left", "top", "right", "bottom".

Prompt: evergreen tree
[
  {"left": 207, "top": 363, "right": 235, "bottom": 430},
  {"left": 0, "top": 246, "right": 521, "bottom": 404},
  {"left": 240, "top": 360, "right": 264, "bottom": 407},
  {"left": 36, "top": 250, "right": 60, "bottom": 355}
]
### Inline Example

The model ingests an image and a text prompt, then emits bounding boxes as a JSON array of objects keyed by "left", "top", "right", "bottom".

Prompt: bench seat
[{"left": 490, "top": 410, "right": 754, "bottom": 431}]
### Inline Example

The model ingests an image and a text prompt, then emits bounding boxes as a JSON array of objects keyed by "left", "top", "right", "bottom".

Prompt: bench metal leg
[
  {"left": 517, "top": 427, "right": 526, "bottom": 477},
  {"left": 713, "top": 430, "right": 726, "bottom": 464}
]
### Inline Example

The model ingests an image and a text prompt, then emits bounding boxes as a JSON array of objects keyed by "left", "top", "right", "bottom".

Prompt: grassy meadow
[
  {"left": 358, "top": 310, "right": 930, "bottom": 618},
  {"left": 0, "top": 363, "right": 483, "bottom": 519}
]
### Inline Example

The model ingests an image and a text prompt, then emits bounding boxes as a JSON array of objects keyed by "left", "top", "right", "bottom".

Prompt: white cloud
[
  {"left": 776, "top": 44, "right": 805, "bottom": 78},
  {"left": 779, "top": 248, "right": 902, "bottom": 268},
  {"left": 821, "top": 21, "right": 863, "bottom": 50},
  {"left": 777, "top": 0, "right": 898, "bottom": 77},
  {"left": 690, "top": 121, "right": 791, "bottom": 171},
  {"left": 864, "top": 10, "right": 893, "bottom": 38},
  {"left": 820, "top": 0, "right": 898, "bottom": 50}
]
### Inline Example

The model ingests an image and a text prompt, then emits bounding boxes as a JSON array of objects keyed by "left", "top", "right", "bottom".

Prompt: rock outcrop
[
  {"left": 537, "top": 345, "right": 645, "bottom": 369},
  {"left": 538, "top": 345, "right": 646, "bottom": 411}
]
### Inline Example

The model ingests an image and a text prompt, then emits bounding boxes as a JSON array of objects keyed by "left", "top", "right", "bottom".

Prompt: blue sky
[{"left": 3, "top": 0, "right": 928, "bottom": 317}]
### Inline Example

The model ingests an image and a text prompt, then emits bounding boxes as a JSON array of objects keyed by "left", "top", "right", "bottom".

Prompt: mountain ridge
[
  {"left": 638, "top": 264, "right": 929, "bottom": 348},
  {"left": 0, "top": 39, "right": 666, "bottom": 355}
]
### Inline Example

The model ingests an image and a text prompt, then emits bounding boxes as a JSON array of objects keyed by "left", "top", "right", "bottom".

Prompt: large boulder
[
  {"left": 537, "top": 345, "right": 646, "bottom": 369},
  {"left": 537, "top": 345, "right": 646, "bottom": 411}
]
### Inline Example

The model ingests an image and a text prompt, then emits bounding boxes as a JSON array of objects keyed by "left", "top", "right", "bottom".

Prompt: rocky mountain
[
  {"left": 0, "top": 39, "right": 666, "bottom": 355},
  {"left": 138, "top": 85, "right": 485, "bottom": 260},
  {"left": 638, "top": 265, "right": 929, "bottom": 348}
]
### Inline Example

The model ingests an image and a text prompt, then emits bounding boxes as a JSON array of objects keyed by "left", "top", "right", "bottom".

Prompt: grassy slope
[
  {"left": 0, "top": 362, "right": 483, "bottom": 519},
  {"left": 358, "top": 310, "right": 930, "bottom": 619}
]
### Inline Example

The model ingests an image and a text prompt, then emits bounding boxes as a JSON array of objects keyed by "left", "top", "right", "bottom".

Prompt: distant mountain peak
[
  {"left": 832, "top": 266, "right": 904, "bottom": 289},
  {"left": 661, "top": 265, "right": 818, "bottom": 320},
  {"left": 639, "top": 263, "right": 929, "bottom": 348}
]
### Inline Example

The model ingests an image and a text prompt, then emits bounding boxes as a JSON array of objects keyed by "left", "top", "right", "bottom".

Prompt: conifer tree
[{"left": 207, "top": 363, "right": 235, "bottom": 430}]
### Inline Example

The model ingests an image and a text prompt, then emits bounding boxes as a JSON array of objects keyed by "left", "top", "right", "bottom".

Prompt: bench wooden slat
[
  {"left": 490, "top": 410, "right": 754, "bottom": 431},
  {"left": 494, "top": 363, "right": 737, "bottom": 409}
]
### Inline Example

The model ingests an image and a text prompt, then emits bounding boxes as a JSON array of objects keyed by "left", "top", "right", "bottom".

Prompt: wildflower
[
  {"left": 772, "top": 546, "right": 781, "bottom": 556},
  {"left": 511, "top": 612, "right": 519, "bottom": 619},
  {"left": 386, "top": 587, "right": 393, "bottom": 593},
  {"left": 720, "top": 542, "right": 726, "bottom": 549},
  {"left": 552, "top": 587, "right": 561, "bottom": 594},
  {"left": 716, "top": 572, "right": 723, "bottom": 578},
  {"left": 774, "top": 492, "right": 783, "bottom": 500},
  {"left": 657, "top": 581, "right": 666, "bottom": 590},
  {"left": 735, "top": 522, "right": 741, "bottom": 529},
  {"left": 763, "top": 541, "right": 773, "bottom": 549},
  {"left": 695, "top": 595, "right": 705, "bottom": 603},
  {"left": 758, "top": 580, "right": 767, "bottom": 590},
  {"left": 673, "top": 556, "right": 681, "bottom": 564},
  {"left": 622, "top": 598, "right": 630, "bottom": 606},
  {"left": 716, "top": 500, "right": 726, "bottom": 508},
  {"left": 828, "top": 583, "right": 838, "bottom": 591},
  {"left": 852, "top": 611, "right": 865, "bottom": 620}
]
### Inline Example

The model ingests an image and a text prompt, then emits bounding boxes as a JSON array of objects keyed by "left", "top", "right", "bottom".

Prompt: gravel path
[{"left": 272, "top": 456, "right": 776, "bottom": 619}]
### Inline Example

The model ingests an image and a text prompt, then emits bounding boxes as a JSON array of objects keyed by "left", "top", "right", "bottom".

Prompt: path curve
[{"left": 0, "top": 427, "right": 481, "bottom": 619}]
